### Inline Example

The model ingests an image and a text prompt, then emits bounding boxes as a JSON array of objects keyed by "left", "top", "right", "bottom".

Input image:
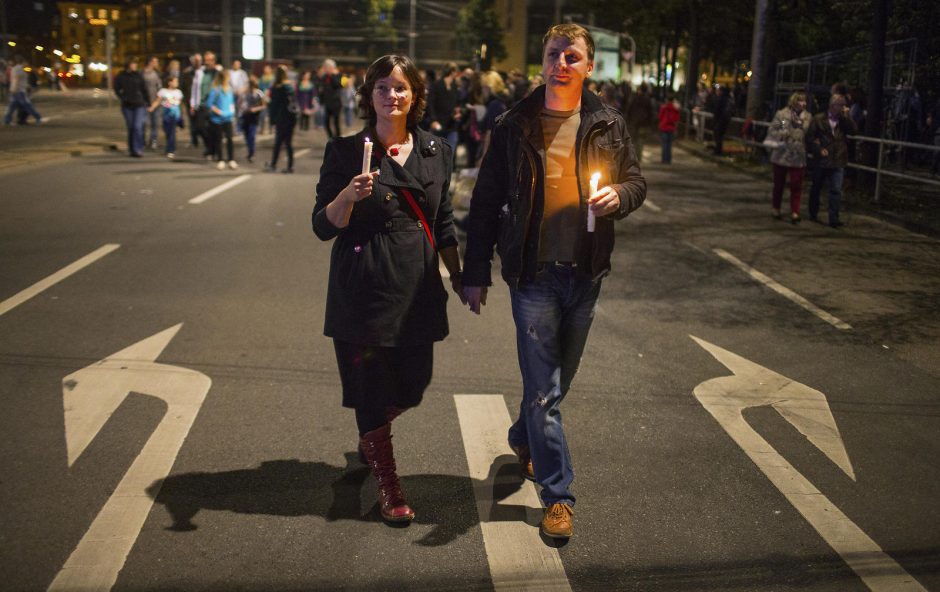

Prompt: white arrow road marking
[
  {"left": 643, "top": 198, "right": 662, "bottom": 212},
  {"left": 0, "top": 244, "right": 120, "bottom": 317},
  {"left": 455, "top": 394, "right": 572, "bottom": 592},
  {"left": 49, "top": 324, "right": 211, "bottom": 592},
  {"left": 295, "top": 148, "right": 311, "bottom": 158},
  {"left": 713, "top": 248, "right": 852, "bottom": 330},
  {"left": 691, "top": 336, "right": 926, "bottom": 592},
  {"left": 188, "top": 174, "right": 252, "bottom": 204}
]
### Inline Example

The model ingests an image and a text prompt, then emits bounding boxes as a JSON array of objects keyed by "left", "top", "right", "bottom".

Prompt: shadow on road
[{"left": 146, "top": 452, "right": 537, "bottom": 547}]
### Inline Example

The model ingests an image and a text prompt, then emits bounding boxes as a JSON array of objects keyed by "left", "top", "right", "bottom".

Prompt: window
[
  {"left": 112, "top": 10, "right": 119, "bottom": 20},
  {"left": 86, "top": 8, "right": 92, "bottom": 19},
  {"left": 98, "top": 9, "right": 107, "bottom": 19}
]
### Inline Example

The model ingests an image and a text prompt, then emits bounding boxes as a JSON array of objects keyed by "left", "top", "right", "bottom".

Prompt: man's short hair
[
  {"left": 829, "top": 94, "right": 847, "bottom": 107},
  {"left": 542, "top": 23, "right": 595, "bottom": 62}
]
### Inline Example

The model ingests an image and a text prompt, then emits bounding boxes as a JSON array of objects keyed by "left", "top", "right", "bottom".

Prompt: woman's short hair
[
  {"left": 788, "top": 91, "right": 807, "bottom": 108},
  {"left": 357, "top": 55, "right": 427, "bottom": 129}
]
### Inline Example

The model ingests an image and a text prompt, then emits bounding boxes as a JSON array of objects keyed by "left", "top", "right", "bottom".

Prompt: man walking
[
  {"left": 191, "top": 51, "right": 221, "bottom": 159},
  {"left": 461, "top": 23, "right": 646, "bottom": 539},
  {"left": 142, "top": 56, "right": 162, "bottom": 149},
  {"left": 3, "top": 55, "right": 42, "bottom": 125},
  {"left": 114, "top": 57, "right": 149, "bottom": 157},
  {"left": 181, "top": 53, "right": 202, "bottom": 148},
  {"left": 318, "top": 59, "right": 342, "bottom": 139},
  {"left": 806, "top": 94, "right": 857, "bottom": 228}
]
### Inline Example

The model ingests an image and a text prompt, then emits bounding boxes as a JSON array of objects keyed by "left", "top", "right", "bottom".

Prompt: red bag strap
[{"left": 398, "top": 188, "right": 435, "bottom": 250}]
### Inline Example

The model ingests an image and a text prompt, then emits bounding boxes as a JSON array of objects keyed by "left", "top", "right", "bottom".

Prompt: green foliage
[
  {"left": 456, "top": 0, "right": 508, "bottom": 68},
  {"left": 361, "top": 0, "right": 397, "bottom": 42}
]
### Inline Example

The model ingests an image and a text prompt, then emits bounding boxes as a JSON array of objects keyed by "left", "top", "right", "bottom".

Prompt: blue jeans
[
  {"left": 809, "top": 166, "right": 845, "bottom": 224},
  {"left": 148, "top": 106, "right": 161, "bottom": 144},
  {"left": 3, "top": 91, "right": 42, "bottom": 124},
  {"left": 162, "top": 118, "right": 178, "bottom": 154},
  {"left": 661, "top": 131, "right": 674, "bottom": 163},
  {"left": 121, "top": 106, "right": 147, "bottom": 156},
  {"left": 242, "top": 118, "right": 258, "bottom": 159},
  {"left": 508, "top": 265, "right": 601, "bottom": 507}
]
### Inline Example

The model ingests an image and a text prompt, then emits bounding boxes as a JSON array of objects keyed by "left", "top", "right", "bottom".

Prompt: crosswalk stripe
[
  {"left": 454, "top": 394, "right": 572, "bottom": 592},
  {"left": 188, "top": 174, "right": 252, "bottom": 204}
]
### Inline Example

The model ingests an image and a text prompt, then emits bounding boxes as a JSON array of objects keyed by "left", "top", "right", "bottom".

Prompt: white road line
[
  {"left": 644, "top": 198, "right": 662, "bottom": 212},
  {"left": 0, "top": 244, "right": 120, "bottom": 317},
  {"left": 295, "top": 148, "right": 311, "bottom": 158},
  {"left": 714, "top": 248, "right": 852, "bottom": 330},
  {"left": 188, "top": 174, "right": 252, "bottom": 204},
  {"left": 454, "top": 394, "right": 572, "bottom": 592}
]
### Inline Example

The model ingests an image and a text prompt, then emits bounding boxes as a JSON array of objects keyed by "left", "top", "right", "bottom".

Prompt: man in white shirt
[{"left": 3, "top": 55, "right": 42, "bottom": 125}]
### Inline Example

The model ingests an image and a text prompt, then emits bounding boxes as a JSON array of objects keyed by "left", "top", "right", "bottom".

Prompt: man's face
[
  {"left": 232, "top": 60, "right": 241, "bottom": 71},
  {"left": 204, "top": 53, "right": 216, "bottom": 68},
  {"left": 541, "top": 36, "right": 593, "bottom": 92},
  {"left": 829, "top": 99, "right": 846, "bottom": 117}
]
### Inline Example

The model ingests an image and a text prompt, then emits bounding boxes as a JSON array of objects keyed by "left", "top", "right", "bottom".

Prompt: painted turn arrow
[
  {"left": 690, "top": 335, "right": 926, "bottom": 592},
  {"left": 49, "top": 324, "right": 211, "bottom": 592}
]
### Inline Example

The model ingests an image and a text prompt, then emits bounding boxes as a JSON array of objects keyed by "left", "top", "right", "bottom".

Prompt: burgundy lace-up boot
[
  {"left": 358, "top": 406, "right": 407, "bottom": 463},
  {"left": 358, "top": 423, "right": 415, "bottom": 523}
]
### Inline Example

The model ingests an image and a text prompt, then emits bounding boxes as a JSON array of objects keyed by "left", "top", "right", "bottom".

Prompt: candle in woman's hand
[
  {"left": 362, "top": 137, "right": 373, "bottom": 175},
  {"left": 588, "top": 172, "right": 600, "bottom": 232}
]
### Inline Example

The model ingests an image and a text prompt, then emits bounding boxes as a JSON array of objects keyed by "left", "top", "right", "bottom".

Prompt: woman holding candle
[{"left": 312, "top": 54, "right": 464, "bottom": 523}]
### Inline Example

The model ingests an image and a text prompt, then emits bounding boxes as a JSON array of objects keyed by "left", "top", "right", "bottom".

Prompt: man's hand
[
  {"left": 463, "top": 286, "right": 487, "bottom": 315},
  {"left": 450, "top": 274, "right": 468, "bottom": 305},
  {"left": 589, "top": 186, "right": 621, "bottom": 217}
]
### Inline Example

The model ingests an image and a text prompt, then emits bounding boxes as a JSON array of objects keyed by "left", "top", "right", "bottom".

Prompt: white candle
[
  {"left": 362, "top": 136, "right": 373, "bottom": 175},
  {"left": 588, "top": 172, "right": 600, "bottom": 232}
]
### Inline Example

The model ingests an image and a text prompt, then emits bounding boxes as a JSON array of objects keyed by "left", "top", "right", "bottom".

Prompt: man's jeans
[
  {"left": 809, "top": 166, "right": 845, "bottom": 224},
  {"left": 3, "top": 91, "right": 42, "bottom": 124},
  {"left": 660, "top": 131, "right": 674, "bottom": 163},
  {"left": 508, "top": 264, "right": 600, "bottom": 507},
  {"left": 148, "top": 106, "right": 162, "bottom": 144},
  {"left": 121, "top": 106, "right": 147, "bottom": 156}
]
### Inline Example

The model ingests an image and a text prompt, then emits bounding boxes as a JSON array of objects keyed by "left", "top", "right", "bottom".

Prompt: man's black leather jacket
[{"left": 463, "top": 85, "right": 646, "bottom": 288}]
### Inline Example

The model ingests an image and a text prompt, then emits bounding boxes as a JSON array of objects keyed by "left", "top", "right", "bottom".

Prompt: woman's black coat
[{"left": 312, "top": 127, "right": 456, "bottom": 347}]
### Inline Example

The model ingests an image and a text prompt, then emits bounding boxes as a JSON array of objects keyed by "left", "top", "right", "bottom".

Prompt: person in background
[
  {"left": 427, "top": 62, "right": 461, "bottom": 150},
  {"left": 297, "top": 71, "right": 316, "bottom": 131},
  {"left": 206, "top": 69, "right": 237, "bottom": 170},
  {"left": 142, "top": 56, "right": 163, "bottom": 149},
  {"left": 258, "top": 64, "right": 275, "bottom": 134},
  {"left": 164, "top": 59, "right": 181, "bottom": 85},
  {"left": 767, "top": 91, "right": 811, "bottom": 223},
  {"left": 192, "top": 51, "right": 221, "bottom": 160},
  {"left": 626, "top": 82, "right": 655, "bottom": 162},
  {"left": 319, "top": 59, "right": 343, "bottom": 139},
  {"left": 229, "top": 59, "right": 249, "bottom": 100},
  {"left": 265, "top": 65, "right": 298, "bottom": 174},
  {"left": 3, "top": 55, "right": 42, "bottom": 126},
  {"left": 806, "top": 94, "right": 857, "bottom": 228},
  {"left": 239, "top": 74, "right": 267, "bottom": 163},
  {"left": 711, "top": 85, "right": 734, "bottom": 156},
  {"left": 114, "top": 56, "right": 148, "bottom": 157},
  {"left": 657, "top": 91, "right": 680, "bottom": 164},
  {"left": 312, "top": 54, "right": 462, "bottom": 525},
  {"left": 341, "top": 73, "right": 358, "bottom": 129},
  {"left": 461, "top": 23, "right": 646, "bottom": 540},
  {"left": 148, "top": 75, "right": 184, "bottom": 159},
  {"left": 181, "top": 53, "right": 202, "bottom": 148}
]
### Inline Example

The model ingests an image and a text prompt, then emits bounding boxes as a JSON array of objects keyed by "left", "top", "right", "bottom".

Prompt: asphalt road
[{"left": 1, "top": 95, "right": 938, "bottom": 591}]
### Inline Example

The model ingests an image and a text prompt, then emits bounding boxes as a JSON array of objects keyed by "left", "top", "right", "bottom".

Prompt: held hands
[
  {"left": 589, "top": 186, "right": 621, "bottom": 217},
  {"left": 462, "top": 286, "right": 487, "bottom": 315},
  {"left": 343, "top": 171, "right": 380, "bottom": 203},
  {"left": 449, "top": 273, "right": 468, "bottom": 306}
]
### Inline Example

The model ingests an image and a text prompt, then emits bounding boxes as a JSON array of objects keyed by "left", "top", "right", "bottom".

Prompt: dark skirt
[{"left": 333, "top": 339, "right": 433, "bottom": 409}]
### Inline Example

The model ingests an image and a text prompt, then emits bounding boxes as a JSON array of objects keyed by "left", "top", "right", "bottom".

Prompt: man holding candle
[{"left": 461, "top": 23, "right": 646, "bottom": 539}]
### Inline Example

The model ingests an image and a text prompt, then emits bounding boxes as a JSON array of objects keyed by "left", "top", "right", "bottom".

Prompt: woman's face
[{"left": 372, "top": 66, "right": 413, "bottom": 124}]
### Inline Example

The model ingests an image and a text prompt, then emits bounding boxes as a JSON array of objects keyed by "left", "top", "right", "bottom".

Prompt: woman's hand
[
  {"left": 449, "top": 272, "right": 467, "bottom": 305},
  {"left": 341, "top": 171, "right": 380, "bottom": 203}
]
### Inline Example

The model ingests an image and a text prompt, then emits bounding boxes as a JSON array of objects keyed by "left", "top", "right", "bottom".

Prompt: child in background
[{"left": 148, "top": 75, "right": 184, "bottom": 159}]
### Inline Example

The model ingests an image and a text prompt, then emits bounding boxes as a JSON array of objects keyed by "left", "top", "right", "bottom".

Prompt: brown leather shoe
[
  {"left": 541, "top": 503, "right": 574, "bottom": 539},
  {"left": 510, "top": 443, "right": 535, "bottom": 481}
]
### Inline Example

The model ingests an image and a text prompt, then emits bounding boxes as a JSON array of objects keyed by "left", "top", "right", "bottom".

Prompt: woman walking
[
  {"left": 312, "top": 54, "right": 464, "bottom": 523},
  {"left": 206, "top": 69, "right": 237, "bottom": 170},
  {"left": 297, "top": 71, "right": 316, "bottom": 131},
  {"left": 239, "top": 74, "right": 266, "bottom": 163},
  {"left": 264, "top": 66, "right": 297, "bottom": 173},
  {"left": 767, "top": 91, "right": 811, "bottom": 223}
]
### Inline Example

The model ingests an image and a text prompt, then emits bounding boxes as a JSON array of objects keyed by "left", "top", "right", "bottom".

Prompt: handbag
[{"left": 762, "top": 134, "right": 783, "bottom": 150}]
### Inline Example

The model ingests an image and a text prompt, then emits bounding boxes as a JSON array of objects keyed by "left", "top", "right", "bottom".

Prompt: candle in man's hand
[
  {"left": 362, "top": 137, "right": 373, "bottom": 175},
  {"left": 588, "top": 172, "right": 600, "bottom": 232}
]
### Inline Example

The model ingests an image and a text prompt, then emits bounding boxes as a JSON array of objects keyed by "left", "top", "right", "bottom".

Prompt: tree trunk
[
  {"left": 670, "top": 14, "right": 680, "bottom": 93},
  {"left": 685, "top": 2, "right": 701, "bottom": 110},
  {"left": 865, "top": 0, "right": 888, "bottom": 142}
]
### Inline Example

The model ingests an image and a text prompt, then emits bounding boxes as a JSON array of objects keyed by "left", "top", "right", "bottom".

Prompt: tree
[{"left": 456, "top": 0, "right": 507, "bottom": 70}]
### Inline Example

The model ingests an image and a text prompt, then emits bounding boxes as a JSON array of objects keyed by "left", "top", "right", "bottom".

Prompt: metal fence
[{"left": 681, "top": 109, "right": 940, "bottom": 202}]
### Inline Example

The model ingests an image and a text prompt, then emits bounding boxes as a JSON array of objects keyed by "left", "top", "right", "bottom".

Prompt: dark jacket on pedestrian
[
  {"left": 114, "top": 70, "right": 148, "bottom": 108},
  {"left": 318, "top": 73, "right": 342, "bottom": 111},
  {"left": 462, "top": 85, "right": 647, "bottom": 289},
  {"left": 806, "top": 112, "right": 858, "bottom": 168},
  {"left": 626, "top": 90, "right": 655, "bottom": 132},
  {"left": 312, "top": 127, "right": 456, "bottom": 346},
  {"left": 428, "top": 77, "right": 459, "bottom": 132},
  {"left": 267, "top": 83, "right": 297, "bottom": 125}
]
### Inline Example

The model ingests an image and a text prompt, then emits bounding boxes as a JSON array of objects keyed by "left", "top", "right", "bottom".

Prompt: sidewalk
[{"left": 674, "top": 135, "right": 940, "bottom": 237}]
